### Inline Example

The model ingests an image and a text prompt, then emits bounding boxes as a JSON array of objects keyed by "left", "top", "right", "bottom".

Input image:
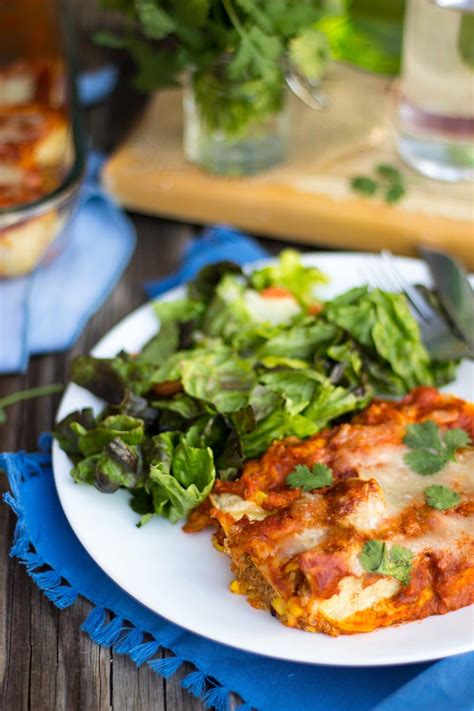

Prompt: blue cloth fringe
[
  {"left": 148, "top": 655, "right": 184, "bottom": 678},
  {"left": 181, "top": 670, "right": 208, "bottom": 698},
  {"left": 114, "top": 626, "right": 144, "bottom": 654},
  {"left": 204, "top": 685, "right": 232, "bottom": 711},
  {"left": 129, "top": 640, "right": 161, "bottom": 666}
]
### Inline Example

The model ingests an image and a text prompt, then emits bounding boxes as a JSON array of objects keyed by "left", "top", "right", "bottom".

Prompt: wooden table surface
[
  {"left": 0, "top": 211, "right": 287, "bottom": 711},
  {"left": 0, "top": 30, "right": 292, "bottom": 704}
]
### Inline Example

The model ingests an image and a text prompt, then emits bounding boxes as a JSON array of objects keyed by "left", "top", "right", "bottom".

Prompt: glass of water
[{"left": 396, "top": 0, "right": 474, "bottom": 181}]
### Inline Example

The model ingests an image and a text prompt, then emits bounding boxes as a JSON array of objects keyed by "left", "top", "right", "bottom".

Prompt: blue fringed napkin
[{"left": 2, "top": 228, "right": 474, "bottom": 711}]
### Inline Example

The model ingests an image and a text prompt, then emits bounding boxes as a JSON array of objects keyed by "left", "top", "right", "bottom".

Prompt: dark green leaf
[
  {"left": 259, "top": 369, "right": 321, "bottom": 415},
  {"left": 72, "top": 414, "right": 145, "bottom": 457},
  {"left": 375, "top": 163, "right": 402, "bottom": 182},
  {"left": 152, "top": 393, "right": 206, "bottom": 420},
  {"left": 443, "top": 428, "right": 471, "bottom": 453},
  {"left": 359, "top": 540, "right": 413, "bottom": 585},
  {"left": 403, "top": 421, "right": 471, "bottom": 475},
  {"left": 180, "top": 352, "right": 256, "bottom": 413},
  {"left": 384, "top": 183, "right": 405, "bottom": 204},
  {"left": 70, "top": 355, "right": 128, "bottom": 404},
  {"left": 359, "top": 539, "right": 385, "bottom": 571},
  {"left": 113, "top": 390, "right": 159, "bottom": 428},
  {"left": 53, "top": 408, "right": 96, "bottom": 459},
  {"left": 94, "top": 438, "right": 142, "bottom": 493},
  {"left": 424, "top": 484, "right": 461, "bottom": 511},
  {"left": 260, "top": 320, "right": 338, "bottom": 360},
  {"left": 135, "top": 0, "right": 175, "bottom": 39},
  {"left": 351, "top": 176, "right": 378, "bottom": 196},
  {"left": 286, "top": 463, "right": 333, "bottom": 491},
  {"left": 138, "top": 320, "right": 179, "bottom": 365},
  {"left": 188, "top": 261, "right": 244, "bottom": 304}
]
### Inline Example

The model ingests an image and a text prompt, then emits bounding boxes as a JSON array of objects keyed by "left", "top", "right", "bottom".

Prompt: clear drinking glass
[
  {"left": 183, "top": 77, "right": 289, "bottom": 177},
  {"left": 396, "top": 0, "right": 474, "bottom": 181}
]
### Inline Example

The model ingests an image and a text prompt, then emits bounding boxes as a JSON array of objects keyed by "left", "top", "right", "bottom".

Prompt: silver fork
[{"left": 363, "top": 250, "right": 470, "bottom": 361}]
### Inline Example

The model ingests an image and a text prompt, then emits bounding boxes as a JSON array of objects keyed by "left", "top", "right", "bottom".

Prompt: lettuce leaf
[
  {"left": 72, "top": 414, "right": 145, "bottom": 457},
  {"left": 180, "top": 351, "right": 256, "bottom": 413},
  {"left": 142, "top": 431, "right": 216, "bottom": 523},
  {"left": 259, "top": 369, "right": 324, "bottom": 416},
  {"left": 71, "top": 437, "right": 142, "bottom": 493},
  {"left": 54, "top": 408, "right": 96, "bottom": 460},
  {"left": 303, "top": 381, "right": 369, "bottom": 429},
  {"left": 202, "top": 274, "right": 261, "bottom": 349},
  {"left": 250, "top": 249, "right": 328, "bottom": 306},
  {"left": 325, "top": 288, "right": 446, "bottom": 392},
  {"left": 70, "top": 353, "right": 154, "bottom": 401},
  {"left": 259, "top": 319, "right": 338, "bottom": 360}
]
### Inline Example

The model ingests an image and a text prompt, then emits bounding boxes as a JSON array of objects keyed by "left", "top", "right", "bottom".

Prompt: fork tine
[
  {"left": 380, "top": 250, "right": 435, "bottom": 323},
  {"left": 360, "top": 256, "right": 426, "bottom": 325},
  {"left": 359, "top": 254, "right": 469, "bottom": 361}
]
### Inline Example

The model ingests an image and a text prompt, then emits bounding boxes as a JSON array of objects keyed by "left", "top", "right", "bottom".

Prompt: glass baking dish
[{"left": 0, "top": 0, "right": 86, "bottom": 277}]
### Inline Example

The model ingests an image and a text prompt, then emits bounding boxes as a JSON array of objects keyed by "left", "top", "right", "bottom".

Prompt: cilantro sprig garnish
[
  {"left": 351, "top": 163, "right": 406, "bottom": 204},
  {"left": 424, "top": 485, "right": 461, "bottom": 511},
  {"left": 286, "top": 463, "right": 333, "bottom": 491},
  {"left": 403, "top": 421, "right": 471, "bottom": 475},
  {"left": 359, "top": 540, "right": 414, "bottom": 586}
]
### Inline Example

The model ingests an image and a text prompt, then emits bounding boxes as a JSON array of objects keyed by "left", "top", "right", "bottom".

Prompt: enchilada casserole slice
[{"left": 195, "top": 387, "right": 474, "bottom": 635}]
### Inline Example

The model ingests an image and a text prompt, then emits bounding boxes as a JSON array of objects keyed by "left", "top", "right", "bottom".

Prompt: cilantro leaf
[
  {"left": 384, "top": 183, "right": 405, "bottom": 204},
  {"left": 359, "top": 541, "right": 414, "bottom": 585},
  {"left": 289, "top": 28, "right": 329, "bottom": 80},
  {"left": 383, "top": 545, "right": 414, "bottom": 586},
  {"left": 359, "top": 540, "right": 384, "bottom": 571},
  {"left": 286, "top": 462, "right": 333, "bottom": 491},
  {"left": 424, "top": 485, "right": 461, "bottom": 511},
  {"left": 403, "top": 421, "right": 471, "bottom": 475},
  {"left": 350, "top": 163, "right": 406, "bottom": 203},
  {"left": 135, "top": 0, "right": 175, "bottom": 40},
  {"left": 351, "top": 176, "right": 377, "bottom": 196},
  {"left": 376, "top": 163, "right": 402, "bottom": 182},
  {"left": 443, "top": 428, "right": 471, "bottom": 452}
]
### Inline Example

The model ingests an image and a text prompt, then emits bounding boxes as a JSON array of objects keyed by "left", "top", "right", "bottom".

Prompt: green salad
[{"left": 54, "top": 251, "right": 457, "bottom": 525}]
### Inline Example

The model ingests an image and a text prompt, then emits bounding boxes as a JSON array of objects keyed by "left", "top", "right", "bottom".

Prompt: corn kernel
[
  {"left": 254, "top": 491, "right": 267, "bottom": 505},
  {"left": 287, "top": 599, "right": 304, "bottom": 617},
  {"left": 271, "top": 597, "right": 286, "bottom": 616},
  {"left": 230, "top": 580, "right": 245, "bottom": 594}
]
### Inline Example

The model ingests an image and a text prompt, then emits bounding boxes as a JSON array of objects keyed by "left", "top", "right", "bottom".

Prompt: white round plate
[{"left": 53, "top": 253, "right": 474, "bottom": 666}]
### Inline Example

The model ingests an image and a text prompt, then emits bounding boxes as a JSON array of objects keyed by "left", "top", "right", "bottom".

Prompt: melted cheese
[
  {"left": 211, "top": 493, "right": 268, "bottom": 522},
  {"left": 317, "top": 576, "right": 400, "bottom": 621},
  {"left": 209, "top": 388, "right": 474, "bottom": 635},
  {"left": 357, "top": 445, "right": 474, "bottom": 520}
]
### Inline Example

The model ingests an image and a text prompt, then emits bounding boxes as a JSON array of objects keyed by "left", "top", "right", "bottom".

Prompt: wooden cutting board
[{"left": 103, "top": 64, "right": 474, "bottom": 267}]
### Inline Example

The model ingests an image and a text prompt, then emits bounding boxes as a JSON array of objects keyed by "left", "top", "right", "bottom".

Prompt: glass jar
[
  {"left": 0, "top": 0, "right": 85, "bottom": 277},
  {"left": 396, "top": 0, "right": 474, "bottom": 181},
  {"left": 183, "top": 67, "right": 289, "bottom": 176}
]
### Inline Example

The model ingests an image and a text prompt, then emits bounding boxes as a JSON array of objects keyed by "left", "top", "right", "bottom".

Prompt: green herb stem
[
  {"left": 0, "top": 384, "right": 63, "bottom": 424},
  {"left": 222, "top": 0, "right": 245, "bottom": 37}
]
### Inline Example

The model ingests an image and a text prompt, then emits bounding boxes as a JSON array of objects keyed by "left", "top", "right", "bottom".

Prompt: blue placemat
[{"left": 2, "top": 228, "right": 473, "bottom": 711}]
